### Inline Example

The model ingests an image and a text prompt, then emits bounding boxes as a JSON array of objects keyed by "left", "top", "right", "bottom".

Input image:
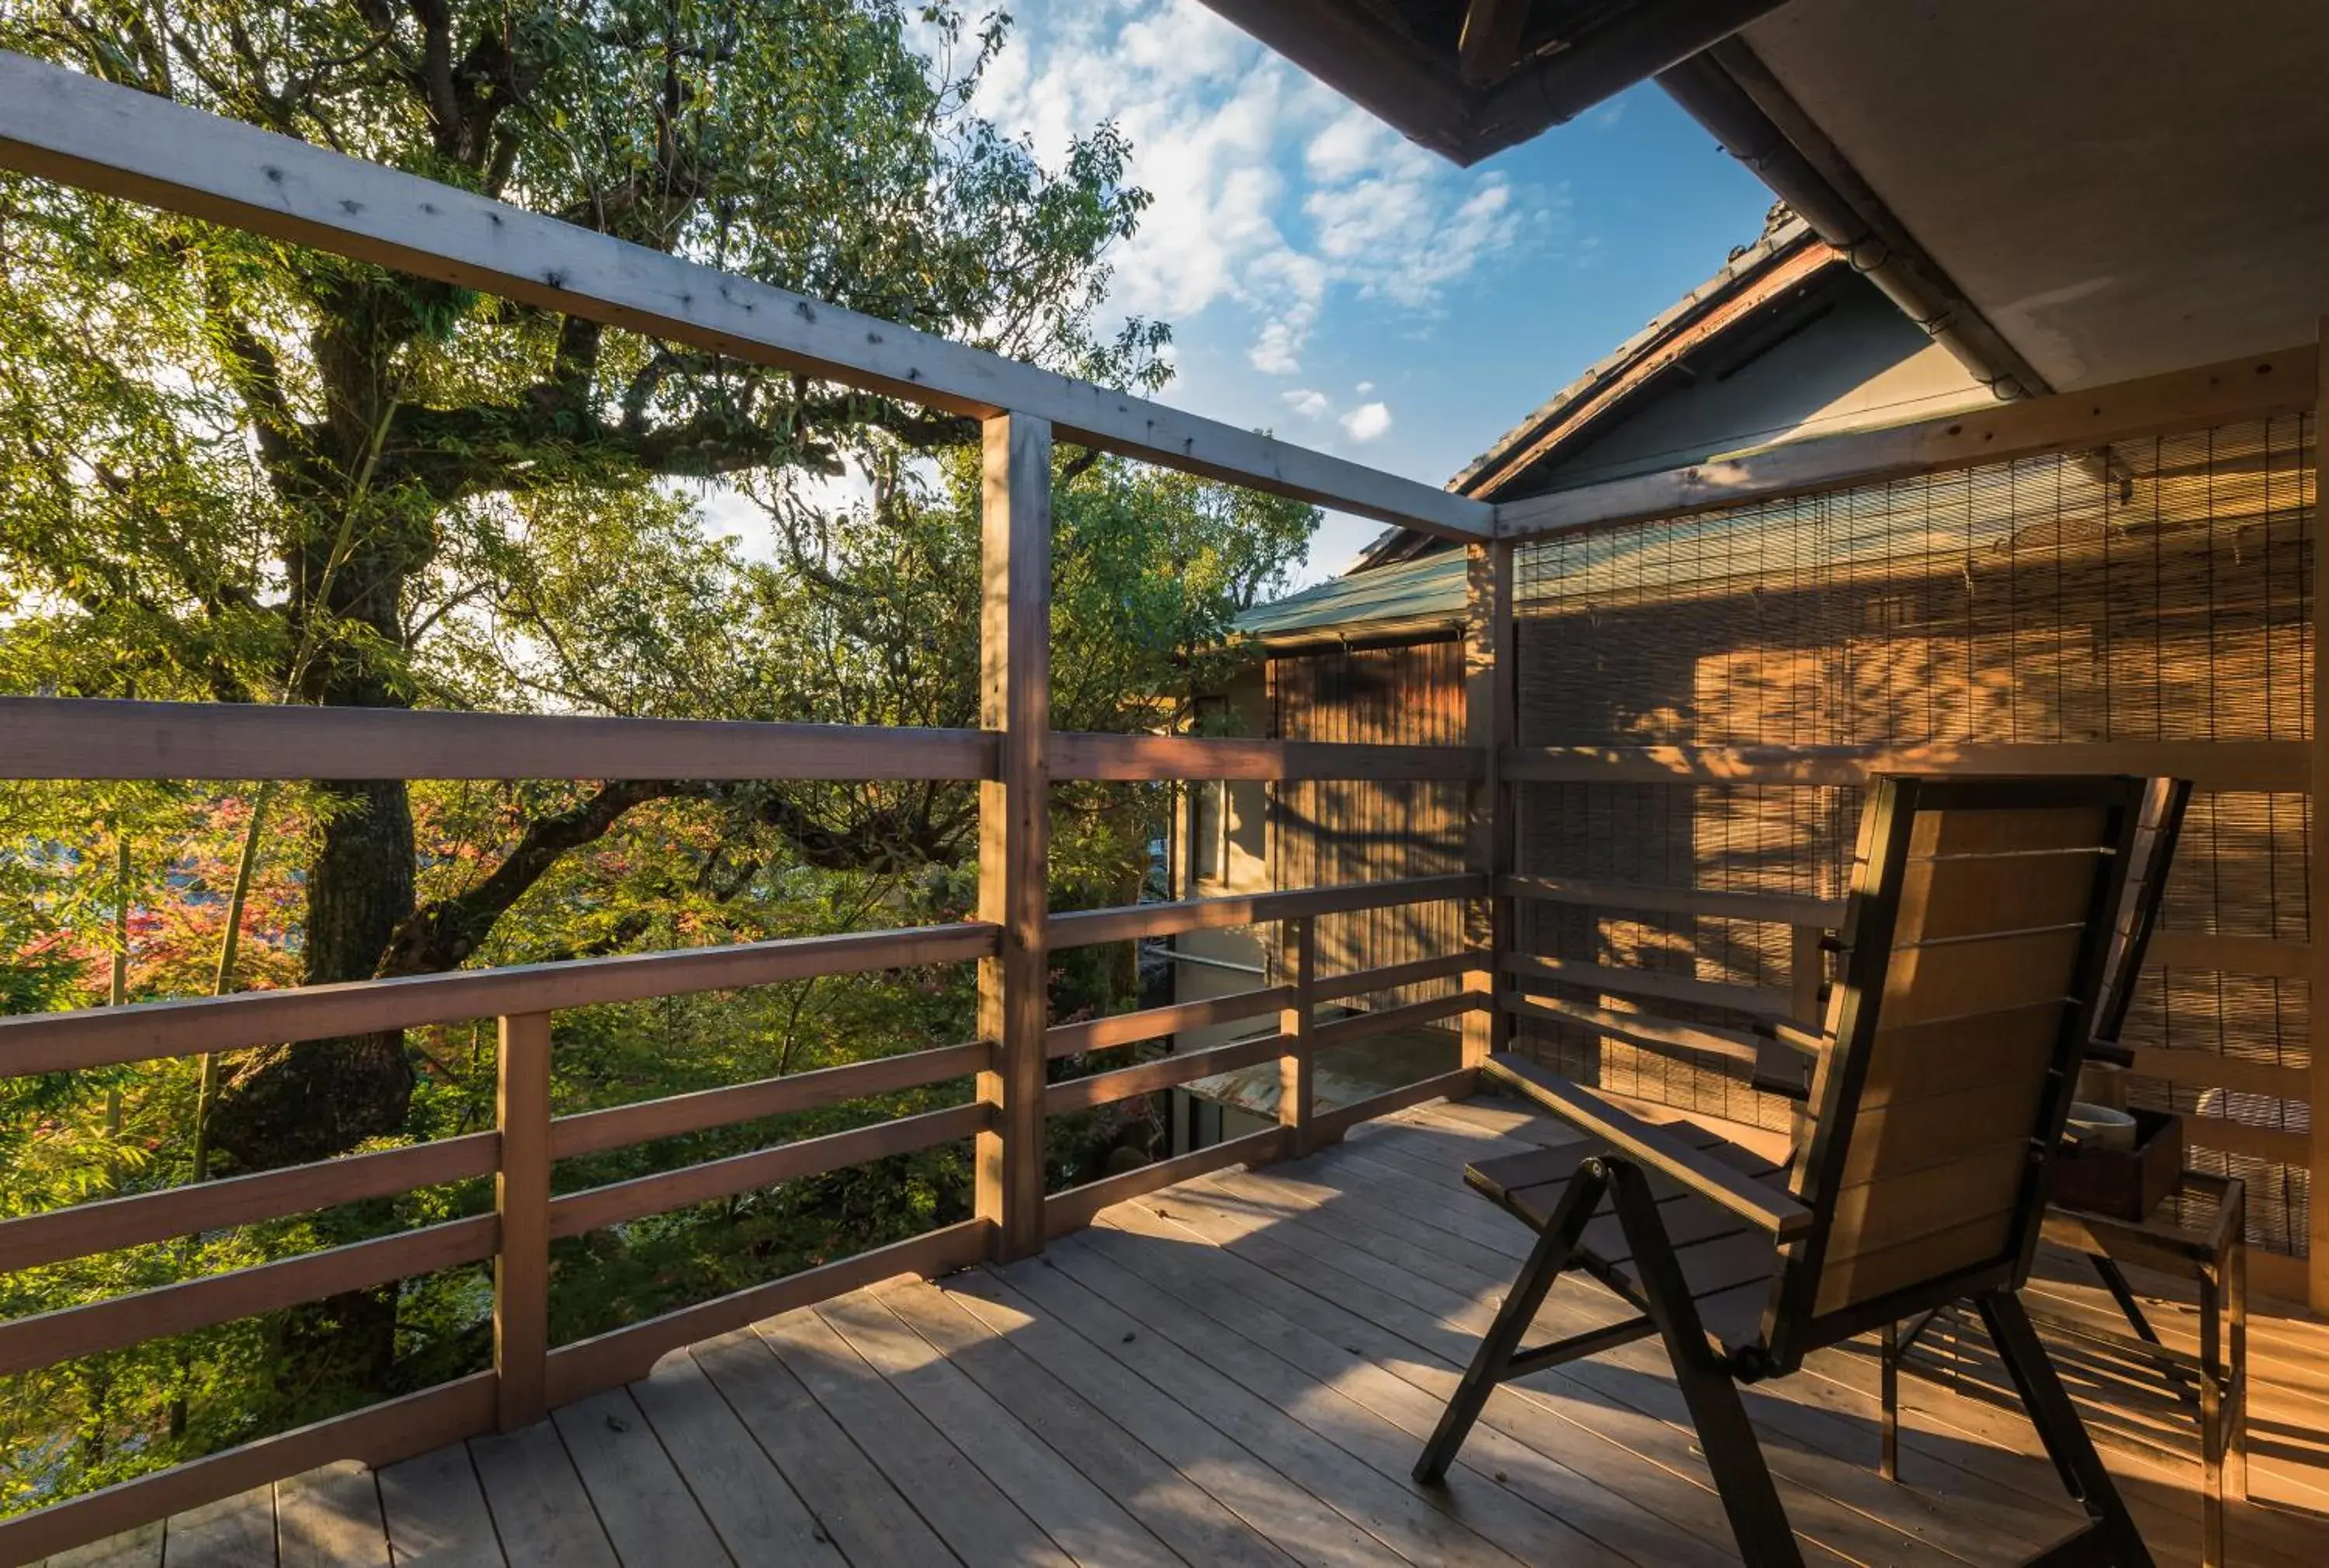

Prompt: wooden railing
[{"left": 2, "top": 43, "right": 2327, "bottom": 1560}]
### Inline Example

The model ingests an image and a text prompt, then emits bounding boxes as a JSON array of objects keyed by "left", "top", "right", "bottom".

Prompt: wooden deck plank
[
  {"left": 160, "top": 1486, "right": 274, "bottom": 1568},
  {"left": 878, "top": 1278, "right": 1302, "bottom": 1568},
  {"left": 755, "top": 1306, "right": 1074, "bottom": 1568},
  {"left": 942, "top": 1270, "right": 1410, "bottom": 1568},
  {"left": 1088, "top": 1201, "right": 1737, "bottom": 1568},
  {"left": 624, "top": 1350, "right": 845, "bottom": 1566},
  {"left": 816, "top": 1290, "right": 1187, "bottom": 1568},
  {"left": 1028, "top": 1237, "right": 1543, "bottom": 1568},
  {"left": 1147, "top": 1166, "right": 1965, "bottom": 1568},
  {"left": 275, "top": 1462, "right": 388, "bottom": 1568},
  {"left": 376, "top": 1443, "right": 504, "bottom": 1568},
  {"left": 1265, "top": 1119, "right": 2054, "bottom": 1567},
  {"left": 466, "top": 1422, "right": 618, "bottom": 1568},
  {"left": 688, "top": 1328, "right": 956, "bottom": 1568},
  {"left": 549, "top": 1389, "right": 731, "bottom": 1567},
  {"left": 1325, "top": 1111, "right": 2305, "bottom": 1568},
  {"left": 995, "top": 1251, "right": 1522, "bottom": 1568},
  {"left": 43, "top": 1521, "right": 163, "bottom": 1568}
]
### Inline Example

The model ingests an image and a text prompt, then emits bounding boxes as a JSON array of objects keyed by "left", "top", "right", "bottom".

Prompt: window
[{"left": 1189, "top": 779, "right": 1226, "bottom": 886}]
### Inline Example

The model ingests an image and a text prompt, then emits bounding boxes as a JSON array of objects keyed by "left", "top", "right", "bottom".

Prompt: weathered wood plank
[
  {"left": 1048, "top": 874, "right": 1485, "bottom": 950},
  {"left": 1045, "top": 988, "right": 1294, "bottom": 1060},
  {"left": 1498, "top": 738, "right": 2306, "bottom": 793},
  {"left": 274, "top": 1462, "right": 389, "bottom": 1568},
  {"left": 41, "top": 1521, "right": 163, "bottom": 1568},
  {"left": 623, "top": 1351, "right": 844, "bottom": 1566},
  {"left": 976, "top": 411, "right": 1052, "bottom": 1264},
  {"left": 1004, "top": 1246, "right": 1525, "bottom": 1567},
  {"left": 688, "top": 1330, "right": 954, "bottom": 1568},
  {"left": 1043, "top": 1032, "right": 1289, "bottom": 1115},
  {"left": 158, "top": 1487, "right": 273, "bottom": 1568},
  {"left": 1050, "top": 734, "right": 1481, "bottom": 782},
  {"left": 0, "top": 54, "right": 1491, "bottom": 538},
  {"left": 548, "top": 1103, "right": 989, "bottom": 1239},
  {"left": 0, "top": 697, "right": 992, "bottom": 783},
  {"left": 0, "top": 923, "right": 998, "bottom": 1074},
  {"left": 0, "top": 1133, "right": 497, "bottom": 1275},
  {"left": 495, "top": 1014, "right": 551, "bottom": 1433},
  {"left": 1043, "top": 1126, "right": 1286, "bottom": 1239},
  {"left": 816, "top": 1290, "right": 1185, "bottom": 1568},
  {"left": 549, "top": 1389, "right": 729, "bottom": 1566},
  {"left": 942, "top": 1270, "right": 1408, "bottom": 1568},
  {"left": 376, "top": 1445, "right": 504, "bottom": 1568},
  {"left": 879, "top": 1278, "right": 1302, "bottom": 1568},
  {"left": 467, "top": 1423, "right": 619, "bottom": 1568},
  {"left": 756, "top": 1308, "right": 1073, "bottom": 1568}
]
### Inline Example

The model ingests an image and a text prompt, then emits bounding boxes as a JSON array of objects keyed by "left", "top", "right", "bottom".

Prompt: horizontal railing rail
[
  {"left": 1050, "top": 872, "right": 1484, "bottom": 949},
  {"left": 1498, "top": 739, "right": 2308, "bottom": 793},
  {"left": 0, "top": 50, "right": 1491, "bottom": 541}
]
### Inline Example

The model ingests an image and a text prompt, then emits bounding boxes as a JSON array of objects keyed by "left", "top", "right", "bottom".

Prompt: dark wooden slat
[
  {"left": 0, "top": 1216, "right": 498, "bottom": 1376},
  {"left": 1043, "top": 1033, "right": 1289, "bottom": 1115},
  {"left": 1045, "top": 988, "right": 1293, "bottom": 1060},
  {"left": 1307, "top": 993, "right": 1483, "bottom": 1050},
  {"left": 0, "top": 1133, "right": 496, "bottom": 1274},
  {"left": 0, "top": 923, "right": 998, "bottom": 1074},
  {"left": 550, "top": 1041, "right": 987, "bottom": 1158},
  {"left": 1501, "top": 953, "right": 1789, "bottom": 1018},
  {"left": 1503, "top": 874, "right": 1844, "bottom": 929},
  {"left": 1049, "top": 874, "right": 1484, "bottom": 950},
  {"left": 548, "top": 1103, "right": 988, "bottom": 1239}
]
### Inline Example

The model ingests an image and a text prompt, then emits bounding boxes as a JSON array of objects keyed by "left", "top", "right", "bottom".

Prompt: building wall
[{"left": 1508, "top": 413, "right": 2315, "bottom": 1261}]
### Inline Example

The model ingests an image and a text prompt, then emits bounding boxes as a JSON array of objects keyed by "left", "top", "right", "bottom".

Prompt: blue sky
[{"left": 957, "top": 0, "right": 1781, "bottom": 582}]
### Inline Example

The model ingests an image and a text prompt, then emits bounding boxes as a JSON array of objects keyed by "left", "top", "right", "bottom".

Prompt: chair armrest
[
  {"left": 1756, "top": 1019, "right": 1826, "bottom": 1057},
  {"left": 1485, "top": 1054, "right": 1813, "bottom": 1238},
  {"left": 2081, "top": 1038, "right": 2136, "bottom": 1069}
]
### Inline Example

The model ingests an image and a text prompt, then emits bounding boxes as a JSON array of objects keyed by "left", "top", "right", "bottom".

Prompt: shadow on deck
[{"left": 61, "top": 1098, "right": 2329, "bottom": 1568}]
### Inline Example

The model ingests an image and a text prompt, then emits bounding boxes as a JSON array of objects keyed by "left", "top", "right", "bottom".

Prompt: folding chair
[{"left": 1417, "top": 775, "right": 2155, "bottom": 1568}]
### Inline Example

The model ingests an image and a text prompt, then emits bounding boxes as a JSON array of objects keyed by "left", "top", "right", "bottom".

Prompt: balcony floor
[{"left": 61, "top": 1098, "right": 2329, "bottom": 1568}]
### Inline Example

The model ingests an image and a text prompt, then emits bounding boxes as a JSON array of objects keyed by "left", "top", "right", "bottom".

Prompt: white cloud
[
  {"left": 1340, "top": 401, "right": 1393, "bottom": 442},
  {"left": 1355, "top": 380, "right": 1375, "bottom": 395},
  {"left": 1281, "top": 387, "right": 1330, "bottom": 418},
  {"left": 954, "top": 2, "right": 1546, "bottom": 382}
]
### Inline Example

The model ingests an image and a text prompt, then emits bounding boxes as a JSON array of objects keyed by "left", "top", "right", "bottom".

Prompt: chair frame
[{"left": 1417, "top": 775, "right": 2156, "bottom": 1568}]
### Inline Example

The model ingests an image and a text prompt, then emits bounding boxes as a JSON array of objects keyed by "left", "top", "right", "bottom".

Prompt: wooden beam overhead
[
  {"left": 1495, "top": 343, "right": 2317, "bottom": 541},
  {"left": 1458, "top": 0, "right": 1533, "bottom": 85},
  {"left": 0, "top": 50, "right": 1491, "bottom": 539}
]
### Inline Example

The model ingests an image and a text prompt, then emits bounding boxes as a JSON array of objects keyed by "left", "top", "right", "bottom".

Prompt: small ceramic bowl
[{"left": 2066, "top": 1101, "right": 2139, "bottom": 1153}]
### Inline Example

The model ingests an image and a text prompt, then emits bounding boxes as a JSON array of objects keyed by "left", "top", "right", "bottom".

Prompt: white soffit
[{"left": 1743, "top": 0, "right": 2329, "bottom": 389}]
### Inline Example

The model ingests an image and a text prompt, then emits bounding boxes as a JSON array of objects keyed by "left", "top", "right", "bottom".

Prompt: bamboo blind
[
  {"left": 1269, "top": 640, "right": 1466, "bottom": 1025},
  {"left": 1511, "top": 415, "right": 2315, "bottom": 1256}
]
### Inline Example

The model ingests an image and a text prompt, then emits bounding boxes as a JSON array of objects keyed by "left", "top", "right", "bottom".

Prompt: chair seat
[{"left": 1466, "top": 1127, "right": 1790, "bottom": 1353}]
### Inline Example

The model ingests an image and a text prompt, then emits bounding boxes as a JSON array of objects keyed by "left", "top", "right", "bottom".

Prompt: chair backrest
[
  {"left": 2089, "top": 776, "right": 2192, "bottom": 1059},
  {"left": 1760, "top": 775, "right": 2144, "bottom": 1366}
]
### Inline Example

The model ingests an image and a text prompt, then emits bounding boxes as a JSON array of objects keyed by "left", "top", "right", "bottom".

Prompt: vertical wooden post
[
  {"left": 977, "top": 411, "right": 1053, "bottom": 1262},
  {"left": 494, "top": 1010, "right": 551, "bottom": 1431},
  {"left": 1278, "top": 915, "right": 1317, "bottom": 1156},
  {"left": 2310, "top": 317, "right": 2328, "bottom": 1311},
  {"left": 1789, "top": 924, "right": 1824, "bottom": 1031},
  {"left": 1463, "top": 539, "right": 1516, "bottom": 1070}
]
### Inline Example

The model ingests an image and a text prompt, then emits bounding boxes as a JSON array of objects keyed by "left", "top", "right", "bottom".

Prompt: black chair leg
[
  {"left": 1608, "top": 1159, "right": 1804, "bottom": 1568},
  {"left": 1414, "top": 1160, "right": 1606, "bottom": 1484},
  {"left": 1976, "top": 1291, "right": 2155, "bottom": 1568}
]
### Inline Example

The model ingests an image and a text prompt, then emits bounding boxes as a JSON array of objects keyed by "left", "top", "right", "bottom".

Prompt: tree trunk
[{"left": 206, "top": 777, "right": 418, "bottom": 1171}]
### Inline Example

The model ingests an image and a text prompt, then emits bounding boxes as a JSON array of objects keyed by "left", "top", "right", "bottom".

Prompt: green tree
[{"left": 0, "top": 1, "right": 1306, "bottom": 1182}]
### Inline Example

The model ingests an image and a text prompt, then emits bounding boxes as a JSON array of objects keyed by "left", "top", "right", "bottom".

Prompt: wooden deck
[{"left": 52, "top": 1096, "right": 2329, "bottom": 1568}]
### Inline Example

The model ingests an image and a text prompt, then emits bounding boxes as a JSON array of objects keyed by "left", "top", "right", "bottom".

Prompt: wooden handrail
[
  {"left": 0, "top": 922, "right": 999, "bottom": 1074},
  {"left": 1308, "top": 992, "right": 1484, "bottom": 1050},
  {"left": 551, "top": 1040, "right": 988, "bottom": 1159},
  {"left": 0, "top": 697, "right": 995, "bottom": 782},
  {"left": 1043, "top": 1033, "right": 1290, "bottom": 1115},
  {"left": 0, "top": 1215, "right": 499, "bottom": 1378},
  {"left": 1044, "top": 989, "right": 1294, "bottom": 1060},
  {"left": 1502, "top": 952, "right": 1790, "bottom": 1020},
  {"left": 0, "top": 1133, "right": 496, "bottom": 1275},
  {"left": 547, "top": 1102, "right": 991, "bottom": 1240},
  {"left": 1050, "top": 733, "right": 1481, "bottom": 782},
  {"left": 1049, "top": 873, "right": 1485, "bottom": 950},
  {"left": 1310, "top": 949, "right": 1477, "bottom": 1004},
  {"left": 0, "top": 51, "right": 1491, "bottom": 539}
]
